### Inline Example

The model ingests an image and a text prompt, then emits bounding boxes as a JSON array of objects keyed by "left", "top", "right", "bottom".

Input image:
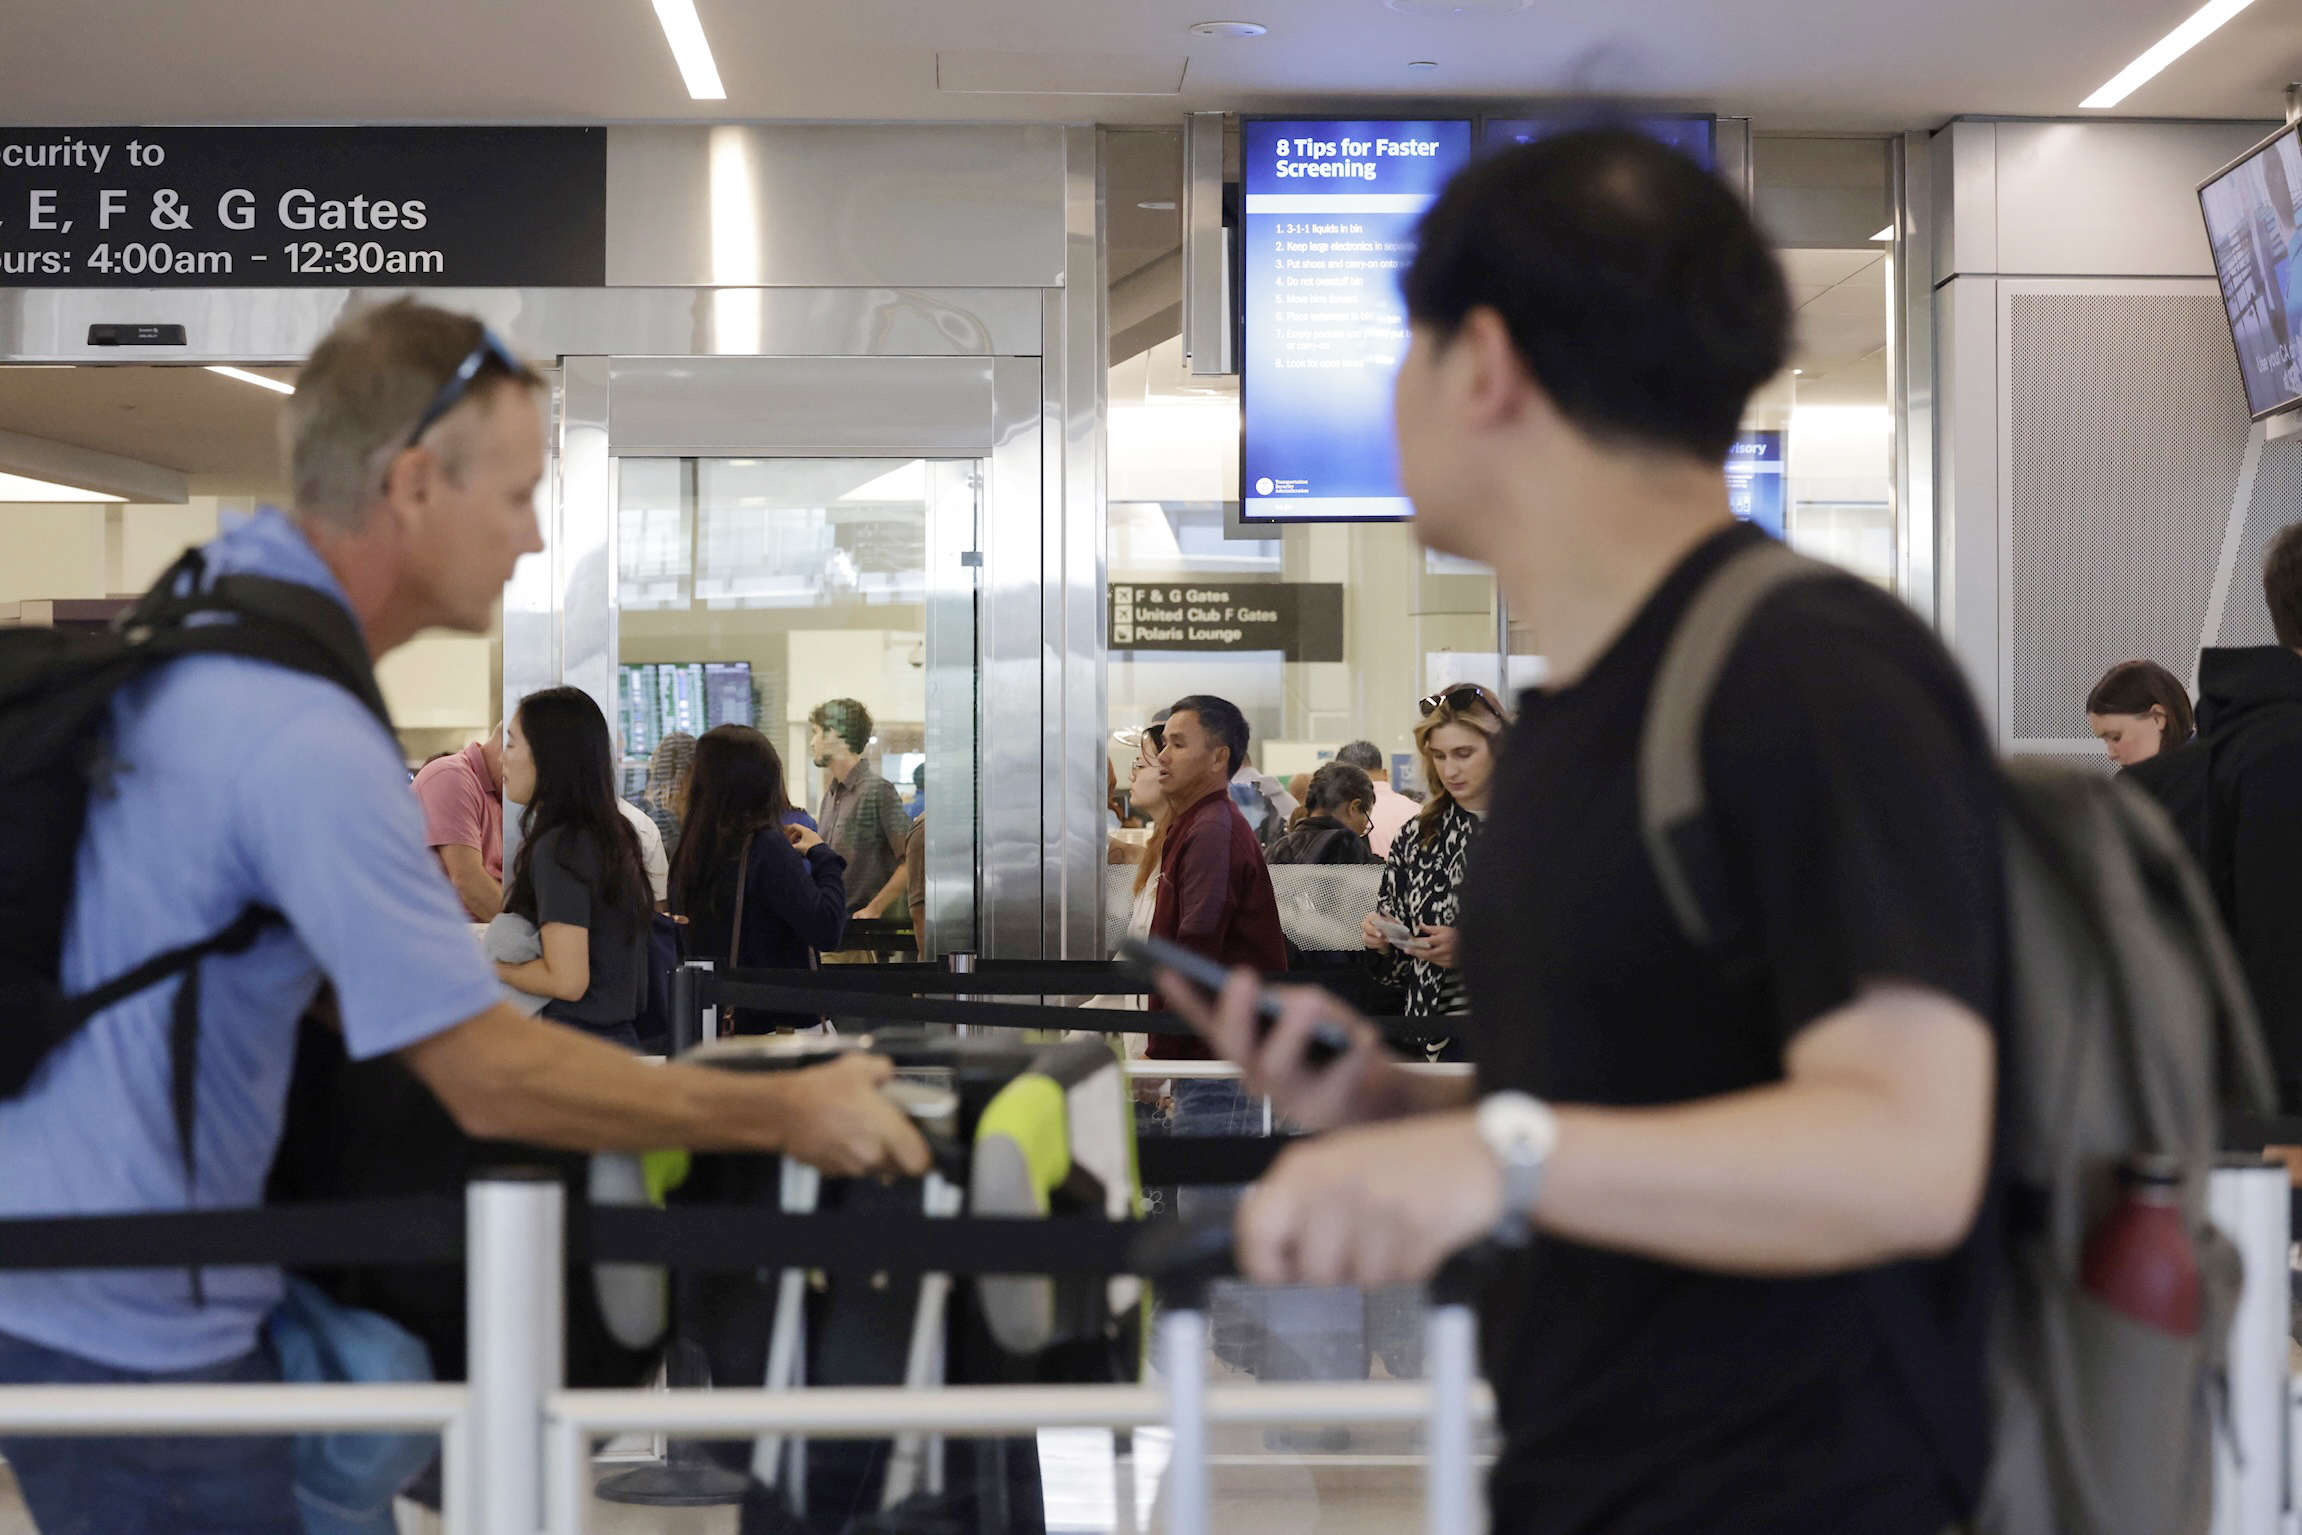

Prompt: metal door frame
[{"left": 535, "top": 351, "right": 1049, "bottom": 960}]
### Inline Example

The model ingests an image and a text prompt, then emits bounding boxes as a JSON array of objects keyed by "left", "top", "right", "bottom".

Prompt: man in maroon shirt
[{"left": 1147, "top": 695, "right": 1288, "bottom": 1064}]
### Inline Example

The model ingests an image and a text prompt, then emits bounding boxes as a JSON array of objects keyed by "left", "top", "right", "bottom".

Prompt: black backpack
[{"left": 0, "top": 547, "right": 389, "bottom": 1178}]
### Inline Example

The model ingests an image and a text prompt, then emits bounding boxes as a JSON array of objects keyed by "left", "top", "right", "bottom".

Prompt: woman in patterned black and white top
[{"left": 1361, "top": 683, "right": 1510, "bottom": 1058}]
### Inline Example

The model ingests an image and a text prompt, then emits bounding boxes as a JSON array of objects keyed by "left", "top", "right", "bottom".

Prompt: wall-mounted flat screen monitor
[
  {"left": 1239, "top": 118, "right": 1475, "bottom": 523},
  {"left": 1482, "top": 114, "right": 1718, "bottom": 170},
  {"left": 1725, "top": 430, "right": 1786, "bottom": 538},
  {"left": 618, "top": 661, "right": 755, "bottom": 761},
  {"left": 2201, "top": 124, "right": 2302, "bottom": 421}
]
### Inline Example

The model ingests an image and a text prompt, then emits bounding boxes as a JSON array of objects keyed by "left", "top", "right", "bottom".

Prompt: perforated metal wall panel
[
  {"left": 2215, "top": 432, "right": 2302, "bottom": 649},
  {"left": 2004, "top": 290, "right": 2247, "bottom": 742}
]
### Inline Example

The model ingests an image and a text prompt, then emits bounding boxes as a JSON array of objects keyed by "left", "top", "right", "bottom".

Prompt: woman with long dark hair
[
  {"left": 496, "top": 687, "right": 657, "bottom": 1048},
  {"left": 670, "top": 725, "right": 849, "bottom": 1034}
]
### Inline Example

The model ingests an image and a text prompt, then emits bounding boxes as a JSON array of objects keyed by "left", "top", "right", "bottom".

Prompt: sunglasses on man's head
[
  {"left": 402, "top": 329, "right": 526, "bottom": 451},
  {"left": 1418, "top": 683, "right": 1505, "bottom": 718}
]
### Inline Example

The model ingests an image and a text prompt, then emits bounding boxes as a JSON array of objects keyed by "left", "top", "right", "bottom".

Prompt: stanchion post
[
  {"left": 2210, "top": 1160, "right": 2289, "bottom": 1535},
  {"left": 1159, "top": 1304, "right": 1211, "bottom": 1535},
  {"left": 468, "top": 1171, "right": 565, "bottom": 1535},
  {"left": 1423, "top": 1302, "right": 1479, "bottom": 1535},
  {"left": 671, "top": 961, "right": 707, "bottom": 1056},
  {"left": 945, "top": 951, "right": 977, "bottom": 1038}
]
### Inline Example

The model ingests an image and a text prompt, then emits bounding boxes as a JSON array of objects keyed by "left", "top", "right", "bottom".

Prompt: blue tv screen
[
  {"left": 1483, "top": 114, "right": 1718, "bottom": 170},
  {"left": 2201, "top": 124, "right": 2302, "bottom": 421},
  {"left": 1238, "top": 119, "right": 1475, "bottom": 523}
]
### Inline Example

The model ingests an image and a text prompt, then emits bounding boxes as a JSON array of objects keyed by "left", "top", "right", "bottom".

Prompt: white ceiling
[{"left": 3, "top": 0, "right": 2298, "bottom": 130}]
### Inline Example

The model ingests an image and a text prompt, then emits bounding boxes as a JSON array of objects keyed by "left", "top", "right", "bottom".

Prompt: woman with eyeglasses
[{"left": 1361, "top": 683, "right": 1509, "bottom": 1058}]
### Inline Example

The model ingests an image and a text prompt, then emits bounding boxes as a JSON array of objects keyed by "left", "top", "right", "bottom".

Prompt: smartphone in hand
[
  {"left": 1371, "top": 914, "right": 1417, "bottom": 948},
  {"left": 1117, "top": 935, "right": 1348, "bottom": 1068}
]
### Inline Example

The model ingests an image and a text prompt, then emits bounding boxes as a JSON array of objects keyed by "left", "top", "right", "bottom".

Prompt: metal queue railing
[
  {"left": 0, "top": 959, "right": 1499, "bottom": 1535},
  {"left": 0, "top": 955, "right": 2292, "bottom": 1535}
]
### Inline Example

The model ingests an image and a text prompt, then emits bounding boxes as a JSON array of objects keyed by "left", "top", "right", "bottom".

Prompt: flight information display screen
[
  {"left": 1238, "top": 118, "right": 1474, "bottom": 523},
  {"left": 618, "top": 661, "right": 755, "bottom": 760}
]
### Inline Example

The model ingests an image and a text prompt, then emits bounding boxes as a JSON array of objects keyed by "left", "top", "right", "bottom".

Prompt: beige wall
[
  {"left": 0, "top": 496, "right": 499, "bottom": 761},
  {"left": 0, "top": 504, "right": 106, "bottom": 605}
]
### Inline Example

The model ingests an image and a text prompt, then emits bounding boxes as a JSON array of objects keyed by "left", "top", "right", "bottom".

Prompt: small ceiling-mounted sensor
[{"left": 1188, "top": 20, "right": 1269, "bottom": 37}]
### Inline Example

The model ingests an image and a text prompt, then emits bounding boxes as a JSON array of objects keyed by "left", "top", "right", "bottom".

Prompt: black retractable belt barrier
[
  {"left": 0, "top": 1201, "right": 1313, "bottom": 1276},
  {"left": 0, "top": 1196, "right": 464, "bottom": 1271},
  {"left": 0, "top": 1139, "right": 1298, "bottom": 1275},
  {"left": 723, "top": 964, "right": 1154, "bottom": 997},
  {"left": 702, "top": 978, "right": 1199, "bottom": 1036}
]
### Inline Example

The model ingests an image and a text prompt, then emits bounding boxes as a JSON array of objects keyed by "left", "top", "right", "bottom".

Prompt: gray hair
[
  {"left": 1306, "top": 761, "right": 1375, "bottom": 816},
  {"left": 1334, "top": 740, "right": 1385, "bottom": 774},
  {"left": 282, "top": 299, "right": 541, "bottom": 530}
]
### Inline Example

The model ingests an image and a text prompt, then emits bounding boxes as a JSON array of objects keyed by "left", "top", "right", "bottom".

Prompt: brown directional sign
[{"left": 1108, "top": 581, "right": 1343, "bottom": 662}]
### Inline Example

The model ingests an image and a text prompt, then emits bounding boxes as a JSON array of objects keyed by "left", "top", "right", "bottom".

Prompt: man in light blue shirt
[{"left": 0, "top": 300, "right": 929, "bottom": 1534}]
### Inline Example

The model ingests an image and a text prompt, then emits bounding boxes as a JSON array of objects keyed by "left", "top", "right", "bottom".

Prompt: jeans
[{"left": 0, "top": 1329, "right": 298, "bottom": 1535}]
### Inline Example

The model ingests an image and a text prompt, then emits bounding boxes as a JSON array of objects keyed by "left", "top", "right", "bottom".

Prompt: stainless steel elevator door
[{"left": 613, "top": 454, "right": 981, "bottom": 957}]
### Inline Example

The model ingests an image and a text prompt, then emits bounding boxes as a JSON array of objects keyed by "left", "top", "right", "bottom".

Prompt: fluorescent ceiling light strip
[
  {"left": 2081, "top": 0, "right": 2256, "bottom": 109},
  {"left": 652, "top": 0, "right": 727, "bottom": 100},
  {"left": 206, "top": 365, "right": 294, "bottom": 395},
  {"left": 0, "top": 471, "right": 124, "bottom": 502}
]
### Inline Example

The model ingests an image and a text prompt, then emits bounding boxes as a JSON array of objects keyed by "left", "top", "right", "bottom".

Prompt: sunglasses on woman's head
[{"left": 1418, "top": 683, "right": 1505, "bottom": 718}]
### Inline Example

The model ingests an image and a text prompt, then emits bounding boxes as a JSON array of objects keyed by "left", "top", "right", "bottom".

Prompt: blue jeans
[{"left": 0, "top": 1328, "right": 298, "bottom": 1535}]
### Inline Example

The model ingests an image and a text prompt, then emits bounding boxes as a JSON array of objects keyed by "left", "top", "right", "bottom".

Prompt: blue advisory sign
[
  {"left": 1240, "top": 119, "right": 1473, "bottom": 522},
  {"left": 1725, "top": 430, "right": 1786, "bottom": 538},
  {"left": 1483, "top": 115, "right": 1718, "bottom": 170}
]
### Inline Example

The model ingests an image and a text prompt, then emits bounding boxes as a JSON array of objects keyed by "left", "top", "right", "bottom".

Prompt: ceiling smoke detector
[
  {"left": 1384, "top": 0, "right": 1532, "bottom": 13},
  {"left": 1188, "top": 20, "right": 1269, "bottom": 37}
]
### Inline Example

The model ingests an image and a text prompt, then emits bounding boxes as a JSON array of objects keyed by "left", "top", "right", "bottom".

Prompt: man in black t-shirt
[{"left": 1166, "top": 131, "right": 2003, "bottom": 1535}]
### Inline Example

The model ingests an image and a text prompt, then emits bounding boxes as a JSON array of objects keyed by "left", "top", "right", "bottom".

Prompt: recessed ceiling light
[
  {"left": 1188, "top": 20, "right": 1268, "bottom": 37},
  {"left": 0, "top": 471, "right": 125, "bottom": 503},
  {"left": 1792, "top": 368, "right": 1804, "bottom": 376},
  {"left": 206, "top": 365, "right": 294, "bottom": 395},
  {"left": 1384, "top": 0, "right": 1531, "bottom": 13},
  {"left": 1407, "top": 60, "right": 1441, "bottom": 69},
  {"left": 2081, "top": 0, "right": 2256, "bottom": 109},
  {"left": 651, "top": 0, "right": 727, "bottom": 100},
  {"left": 1870, "top": 225, "right": 1894, "bottom": 242},
  {"left": 1138, "top": 200, "right": 1179, "bottom": 211}
]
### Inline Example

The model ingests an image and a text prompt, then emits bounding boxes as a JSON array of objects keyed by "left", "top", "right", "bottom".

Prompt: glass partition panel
[{"left": 614, "top": 456, "right": 980, "bottom": 955}]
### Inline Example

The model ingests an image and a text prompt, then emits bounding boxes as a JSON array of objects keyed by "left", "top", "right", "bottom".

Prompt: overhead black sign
[
  {"left": 0, "top": 127, "right": 605, "bottom": 287},
  {"left": 1109, "top": 581, "right": 1344, "bottom": 663}
]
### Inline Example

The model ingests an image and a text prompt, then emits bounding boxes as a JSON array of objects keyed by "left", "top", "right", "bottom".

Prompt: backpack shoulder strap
[
  {"left": 1638, "top": 538, "right": 1837, "bottom": 949},
  {"left": 131, "top": 568, "right": 392, "bottom": 732}
]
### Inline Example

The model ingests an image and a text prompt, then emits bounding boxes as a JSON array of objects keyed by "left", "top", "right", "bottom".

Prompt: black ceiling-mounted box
[{"left": 86, "top": 324, "right": 188, "bottom": 347}]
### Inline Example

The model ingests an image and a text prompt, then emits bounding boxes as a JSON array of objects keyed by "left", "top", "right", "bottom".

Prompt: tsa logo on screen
[{"left": 1254, "top": 476, "right": 1309, "bottom": 497}]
